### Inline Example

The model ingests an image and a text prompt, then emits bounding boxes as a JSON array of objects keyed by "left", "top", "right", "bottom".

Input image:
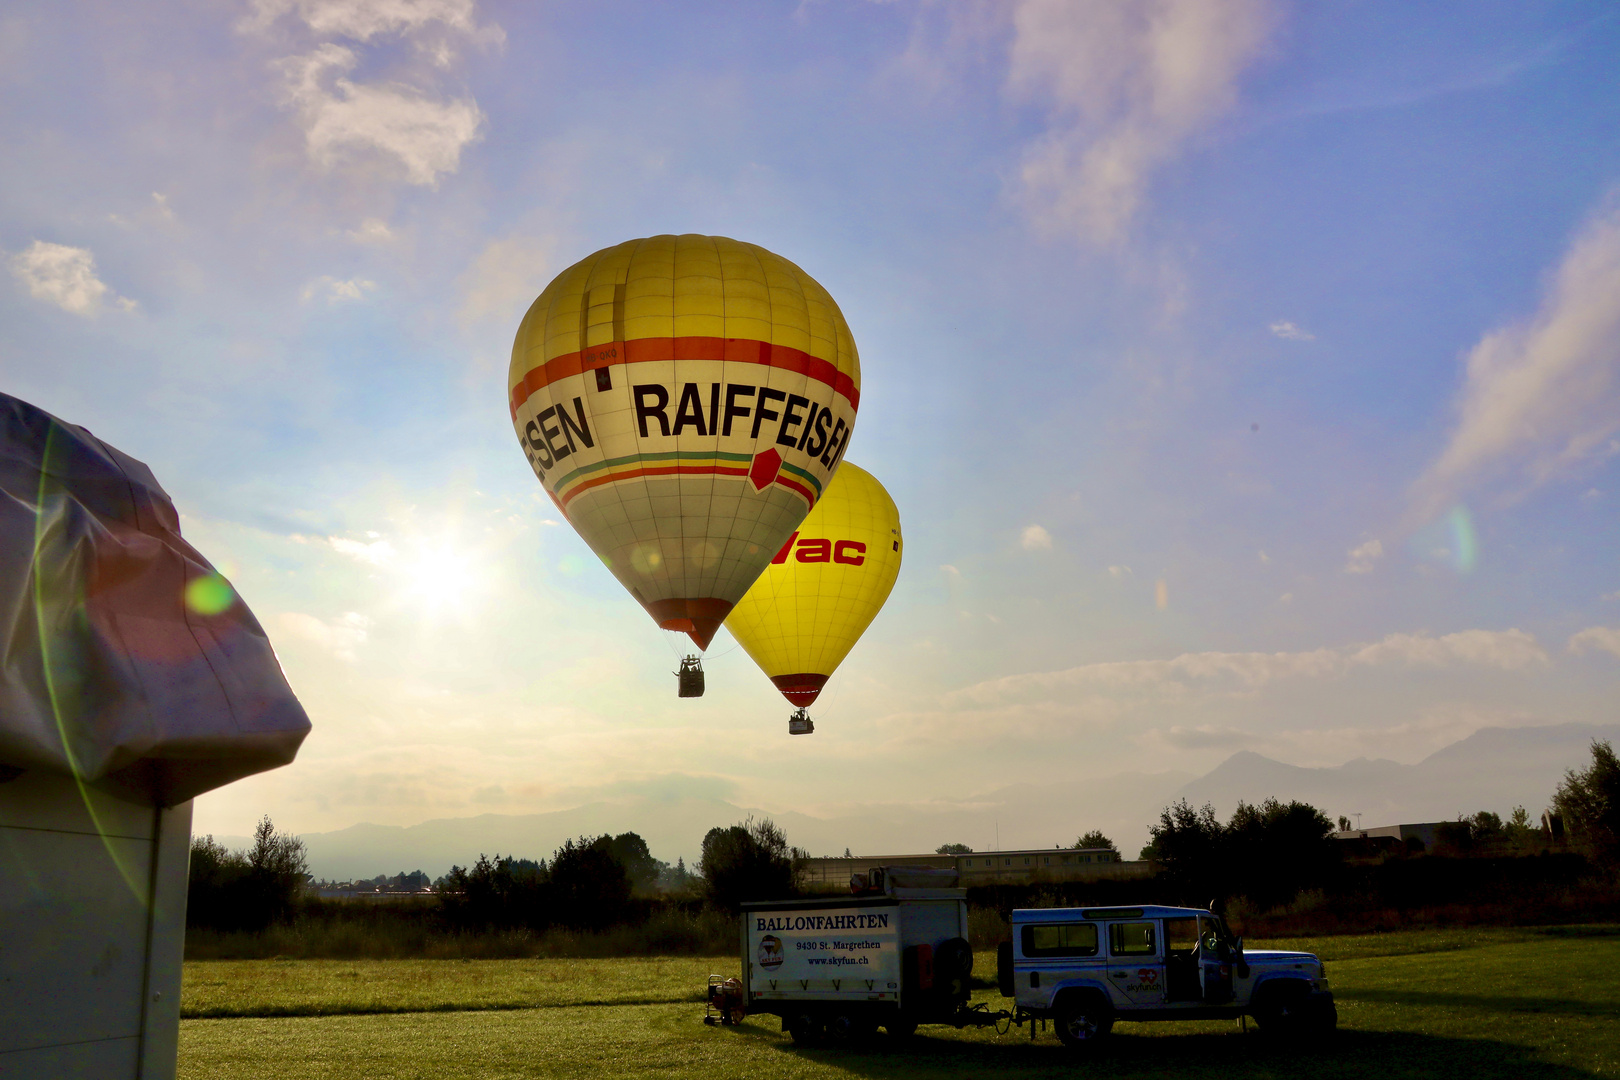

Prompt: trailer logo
[{"left": 758, "top": 935, "right": 784, "bottom": 971}]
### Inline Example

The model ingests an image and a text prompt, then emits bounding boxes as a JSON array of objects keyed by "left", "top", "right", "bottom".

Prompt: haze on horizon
[{"left": 2, "top": 1, "right": 1617, "bottom": 866}]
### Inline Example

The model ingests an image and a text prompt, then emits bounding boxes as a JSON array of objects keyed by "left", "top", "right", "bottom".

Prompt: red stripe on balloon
[{"left": 509, "top": 336, "right": 860, "bottom": 419}]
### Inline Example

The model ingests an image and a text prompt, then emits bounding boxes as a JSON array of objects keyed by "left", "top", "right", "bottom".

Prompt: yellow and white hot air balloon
[
  {"left": 508, "top": 235, "right": 861, "bottom": 690},
  {"left": 724, "top": 462, "right": 902, "bottom": 733}
]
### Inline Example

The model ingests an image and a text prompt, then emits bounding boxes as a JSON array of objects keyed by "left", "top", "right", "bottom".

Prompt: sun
[{"left": 399, "top": 540, "right": 481, "bottom": 618}]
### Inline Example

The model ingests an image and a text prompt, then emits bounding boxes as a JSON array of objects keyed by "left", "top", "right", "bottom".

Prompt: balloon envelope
[
  {"left": 724, "top": 461, "right": 902, "bottom": 707},
  {"left": 508, "top": 235, "right": 861, "bottom": 648}
]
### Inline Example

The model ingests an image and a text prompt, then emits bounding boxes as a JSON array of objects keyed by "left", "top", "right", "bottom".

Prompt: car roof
[{"left": 1011, "top": 905, "right": 1211, "bottom": 922}]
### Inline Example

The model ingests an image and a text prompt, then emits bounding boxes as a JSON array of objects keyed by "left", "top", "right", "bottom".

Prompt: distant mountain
[
  {"left": 224, "top": 723, "right": 1616, "bottom": 881},
  {"left": 1175, "top": 723, "right": 1620, "bottom": 826}
]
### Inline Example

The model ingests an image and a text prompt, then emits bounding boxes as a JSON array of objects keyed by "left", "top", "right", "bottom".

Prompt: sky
[{"left": 2, "top": 1, "right": 1618, "bottom": 863}]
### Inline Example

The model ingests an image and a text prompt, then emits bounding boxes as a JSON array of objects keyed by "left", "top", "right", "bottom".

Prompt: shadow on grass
[
  {"left": 1531, "top": 925, "right": 1620, "bottom": 940},
  {"left": 1337, "top": 989, "right": 1615, "bottom": 1017},
  {"left": 753, "top": 1027, "right": 1605, "bottom": 1080}
]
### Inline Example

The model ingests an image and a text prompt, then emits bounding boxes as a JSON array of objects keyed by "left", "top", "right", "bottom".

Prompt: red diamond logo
[{"left": 748, "top": 448, "right": 783, "bottom": 491}]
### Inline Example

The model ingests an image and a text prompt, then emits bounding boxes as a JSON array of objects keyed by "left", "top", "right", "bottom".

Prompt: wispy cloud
[
  {"left": 459, "top": 233, "right": 562, "bottom": 325},
  {"left": 1005, "top": 0, "right": 1278, "bottom": 246},
  {"left": 1269, "top": 320, "right": 1314, "bottom": 340},
  {"left": 1020, "top": 523, "right": 1052, "bottom": 550},
  {"left": 302, "top": 275, "right": 377, "bottom": 302},
  {"left": 1568, "top": 625, "right": 1620, "bottom": 660},
  {"left": 946, "top": 628, "right": 1548, "bottom": 708},
  {"left": 10, "top": 241, "right": 136, "bottom": 316},
  {"left": 1345, "top": 538, "right": 1382, "bottom": 574},
  {"left": 277, "top": 610, "right": 372, "bottom": 662},
  {"left": 250, "top": 0, "right": 498, "bottom": 186},
  {"left": 1411, "top": 195, "right": 1620, "bottom": 519}
]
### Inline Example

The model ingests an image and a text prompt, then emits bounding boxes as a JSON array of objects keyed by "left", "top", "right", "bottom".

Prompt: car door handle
[{"left": 1110, "top": 971, "right": 1128, "bottom": 978}]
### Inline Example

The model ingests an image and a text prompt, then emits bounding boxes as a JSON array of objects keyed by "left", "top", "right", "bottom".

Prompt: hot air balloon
[
  {"left": 724, "top": 461, "right": 901, "bottom": 734},
  {"left": 508, "top": 235, "right": 861, "bottom": 693}
]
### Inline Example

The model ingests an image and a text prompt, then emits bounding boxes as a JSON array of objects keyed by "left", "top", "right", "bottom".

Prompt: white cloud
[
  {"left": 459, "top": 234, "right": 561, "bottom": 325},
  {"left": 1345, "top": 538, "right": 1382, "bottom": 574},
  {"left": 1156, "top": 724, "right": 1255, "bottom": 750},
  {"left": 946, "top": 628, "right": 1548, "bottom": 708},
  {"left": 1350, "top": 629, "right": 1548, "bottom": 672},
  {"left": 347, "top": 217, "right": 394, "bottom": 243},
  {"left": 1412, "top": 196, "right": 1620, "bottom": 517},
  {"left": 1020, "top": 523, "right": 1052, "bottom": 550},
  {"left": 277, "top": 610, "right": 372, "bottom": 662},
  {"left": 302, "top": 274, "right": 377, "bottom": 302},
  {"left": 277, "top": 44, "right": 484, "bottom": 186},
  {"left": 1108, "top": 564, "right": 1133, "bottom": 578},
  {"left": 1568, "top": 626, "right": 1620, "bottom": 660},
  {"left": 1006, "top": 0, "right": 1278, "bottom": 245},
  {"left": 328, "top": 535, "right": 397, "bottom": 565},
  {"left": 248, "top": 0, "right": 482, "bottom": 42},
  {"left": 1269, "top": 320, "right": 1314, "bottom": 341},
  {"left": 10, "top": 241, "right": 135, "bottom": 316}
]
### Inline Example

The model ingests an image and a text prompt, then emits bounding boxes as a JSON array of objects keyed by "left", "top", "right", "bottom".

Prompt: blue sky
[{"left": 3, "top": 1, "right": 1618, "bottom": 857}]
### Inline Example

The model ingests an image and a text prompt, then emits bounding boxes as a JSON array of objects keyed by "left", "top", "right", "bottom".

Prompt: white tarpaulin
[{"left": 0, "top": 392, "right": 309, "bottom": 806}]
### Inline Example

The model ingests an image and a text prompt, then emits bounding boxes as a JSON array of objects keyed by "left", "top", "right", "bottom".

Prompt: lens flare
[
  {"left": 184, "top": 573, "right": 236, "bottom": 615},
  {"left": 1448, "top": 506, "right": 1477, "bottom": 573}
]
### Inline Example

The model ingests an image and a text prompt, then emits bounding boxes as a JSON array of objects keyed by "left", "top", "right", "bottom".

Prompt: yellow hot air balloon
[
  {"left": 508, "top": 235, "right": 861, "bottom": 678},
  {"left": 724, "top": 462, "right": 902, "bottom": 733}
]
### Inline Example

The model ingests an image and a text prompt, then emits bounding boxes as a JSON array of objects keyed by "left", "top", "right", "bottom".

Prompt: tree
[
  {"left": 437, "top": 853, "right": 548, "bottom": 931},
  {"left": 604, "top": 832, "right": 662, "bottom": 894},
  {"left": 549, "top": 836, "right": 633, "bottom": 929},
  {"left": 1337, "top": 816, "right": 1352, "bottom": 832},
  {"left": 936, "top": 843, "right": 973, "bottom": 855},
  {"left": 1072, "top": 831, "right": 1117, "bottom": 853},
  {"left": 1224, "top": 799, "right": 1337, "bottom": 910},
  {"left": 1553, "top": 739, "right": 1620, "bottom": 867},
  {"left": 1142, "top": 800, "right": 1222, "bottom": 885},
  {"left": 700, "top": 817, "right": 804, "bottom": 912}
]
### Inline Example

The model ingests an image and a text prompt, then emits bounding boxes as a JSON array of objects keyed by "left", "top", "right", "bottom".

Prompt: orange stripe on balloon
[
  {"left": 558, "top": 464, "right": 751, "bottom": 508},
  {"left": 557, "top": 463, "right": 818, "bottom": 511},
  {"left": 509, "top": 336, "right": 860, "bottom": 419}
]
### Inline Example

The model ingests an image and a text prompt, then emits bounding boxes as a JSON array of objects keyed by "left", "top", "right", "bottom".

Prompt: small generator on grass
[{"left": 703, "top": 975, "right": 746, "bottom": 1026}]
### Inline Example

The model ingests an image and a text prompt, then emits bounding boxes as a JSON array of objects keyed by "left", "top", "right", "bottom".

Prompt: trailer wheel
[
  {"left": 1054, "top": 995, "right": 1112, "bottom": 1049},
  {"left": 788, "top": 1011, "right": 824, "bottom": 1046},
  {"left": 826, "top": 1011, "right": 876, "bottom": 1044}
]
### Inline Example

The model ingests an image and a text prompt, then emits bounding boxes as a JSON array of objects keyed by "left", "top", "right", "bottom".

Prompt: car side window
[
  {"left": 1108, "top": 921, "right": 1158, "bottom": 957},
  {"left": 1022, "top": 922, "right": 1099, "bottom": 958}
]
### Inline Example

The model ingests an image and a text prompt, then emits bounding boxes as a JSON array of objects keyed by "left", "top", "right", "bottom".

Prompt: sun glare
[{"left": 399, "top": 541, "right": 482, "bottom": 618}]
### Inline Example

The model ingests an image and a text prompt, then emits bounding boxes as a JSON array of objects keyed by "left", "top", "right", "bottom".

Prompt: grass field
[{"left": 178, "top": 925, "right": 1620, "bottom": 1079}]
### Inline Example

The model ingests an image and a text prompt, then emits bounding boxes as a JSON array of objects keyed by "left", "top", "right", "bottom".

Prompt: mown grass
[{"left": 179, "top": 925, "right": 1620, "bottom": 1079}]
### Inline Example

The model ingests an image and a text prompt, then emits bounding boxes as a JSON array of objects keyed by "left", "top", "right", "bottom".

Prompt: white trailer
[{"left": 738, "top": 867, "right": 978, "bottom": 1043}]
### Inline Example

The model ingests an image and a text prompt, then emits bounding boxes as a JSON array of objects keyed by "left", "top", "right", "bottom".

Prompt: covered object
[{"left": 0, "top": 392, "right": 310, "bottom": 1078}]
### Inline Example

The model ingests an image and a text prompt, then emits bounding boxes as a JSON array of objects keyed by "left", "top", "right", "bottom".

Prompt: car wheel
[{"left": 1054, "top": 998, "right": 1111, "bottom": 1049}]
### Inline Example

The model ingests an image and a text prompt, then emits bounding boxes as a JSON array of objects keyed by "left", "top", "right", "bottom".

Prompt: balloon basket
[
  {"left": 677, "top": 655, "right": 705, "bottom": 698},
  {"left": 787, "top": 708, "right": 814, "bottom": 736}
]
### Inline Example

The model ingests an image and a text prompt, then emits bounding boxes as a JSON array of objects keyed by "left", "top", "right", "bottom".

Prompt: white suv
[{"left": 998, "top": 904, "right": 1336, "bottom": 1047}]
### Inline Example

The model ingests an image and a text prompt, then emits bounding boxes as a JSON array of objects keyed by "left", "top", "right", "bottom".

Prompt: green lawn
[{"left": 179, "top": 925, "right": 1620, "bottom": 1079}]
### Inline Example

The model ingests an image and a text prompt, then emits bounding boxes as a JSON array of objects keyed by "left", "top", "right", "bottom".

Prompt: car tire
[
  {"left": 1054, "top": 997, "right": 1112, "bottom": 1049},
  {"left": 1251, "top": 982, "right": 1311, "bottom": 1037}
]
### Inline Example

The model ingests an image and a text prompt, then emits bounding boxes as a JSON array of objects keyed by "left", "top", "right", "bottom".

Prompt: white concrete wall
[{"left": 0, "top": 771, "right": 190, "bottom": 1079}]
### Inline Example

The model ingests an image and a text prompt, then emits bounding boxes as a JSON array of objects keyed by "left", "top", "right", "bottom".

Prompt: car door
[{"left": 1104, "top": 919, "right": 1164, "bottom": 1007}]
